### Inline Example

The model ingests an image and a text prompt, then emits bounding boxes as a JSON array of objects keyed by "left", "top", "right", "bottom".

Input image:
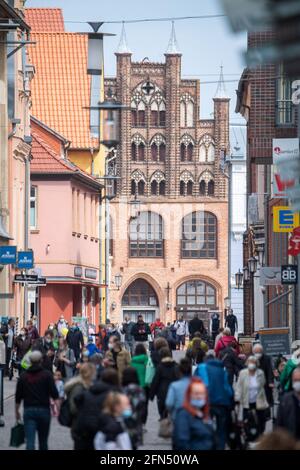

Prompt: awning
[{"left": 45, "top": 276, "right": 107, "bottom": 288}]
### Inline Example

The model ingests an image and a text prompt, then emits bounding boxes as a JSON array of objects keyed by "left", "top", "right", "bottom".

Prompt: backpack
[
  {"left": 58, "top": 398, "right": 72, "bottom": 427},
  {"left": 21, "top": 349, "right": 32, "bottom": 370}
]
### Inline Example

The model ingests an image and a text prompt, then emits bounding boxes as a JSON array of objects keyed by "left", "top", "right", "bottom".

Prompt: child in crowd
[{"left": 51, "top": 370, "right": 64, "bottom": 417}]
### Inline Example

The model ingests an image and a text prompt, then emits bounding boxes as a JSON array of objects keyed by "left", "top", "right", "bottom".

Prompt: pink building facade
[{"left": 30, "top": 118, "right": 103, "bottom": 333}]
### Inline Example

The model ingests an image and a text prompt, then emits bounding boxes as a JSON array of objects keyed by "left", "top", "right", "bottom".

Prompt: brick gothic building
[{"left": 106, "top": 26, "right": 229, "bottom": 326}]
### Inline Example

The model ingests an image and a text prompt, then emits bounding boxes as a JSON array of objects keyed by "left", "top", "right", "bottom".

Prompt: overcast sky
[{"left": 26, "top": 0, "right": 247, "bottom": 121}]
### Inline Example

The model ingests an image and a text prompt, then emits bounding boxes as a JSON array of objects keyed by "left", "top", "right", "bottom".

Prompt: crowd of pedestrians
[{"left": 1, "top": 312, "right": 300, "bottom": 450}]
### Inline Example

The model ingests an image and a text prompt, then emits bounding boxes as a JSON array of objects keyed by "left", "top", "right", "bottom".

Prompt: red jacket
[
  {"left": 150, "top": 321, "right": 165, "bottom": 333},
  {"left": 215, "top": 335, "right": 240, "bottom": 358}
]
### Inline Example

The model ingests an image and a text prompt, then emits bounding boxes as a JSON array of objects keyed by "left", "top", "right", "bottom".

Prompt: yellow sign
[{"left": 273, "top": 206, "right": 300, "bottom": 232}]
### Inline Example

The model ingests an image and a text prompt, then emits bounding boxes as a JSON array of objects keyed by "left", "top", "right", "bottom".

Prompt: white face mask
[
  {"left": 293, "top": 381, "right": 300, "bottom": 393},
  {"left": 254, "top": 353, "right": 262, "bottom": 360},
  {"left": 248, "top": 363, "right": 256, "bottom": 371},
  {"left": 108, "top": 343, "right": 114, "bottom": 350}
]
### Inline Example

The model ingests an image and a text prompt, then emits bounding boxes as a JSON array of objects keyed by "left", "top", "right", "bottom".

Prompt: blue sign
[
  {"left": 0, "top": 246, "right": 17, "bottom": 265},
  {"left": 17, "top": 251, "right": 34, "bottom": 269}
]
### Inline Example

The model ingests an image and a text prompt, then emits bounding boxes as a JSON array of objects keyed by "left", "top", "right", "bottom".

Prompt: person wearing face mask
[
  {"left": 173, "top": 378, "right": 216, "bottom": 450},
  {"left": 32, "top": 329, "right": 56, "bottom": 372},
  {"left": 252, "top": 343, "right": 274, "bottom": 408},
  {"left": 235, "top": 356, "right": 268, "bottom": 438},
  {"left": 94, "top": 392, "right": 132, "bottom": 450},
  {"left": 57, "top": 315, "right": 67, "bottom": 337},
  {"left": 13, "top": 328, "right": 31, "bottom": 374},
  {"left": 276, "top": 367, "right": 300, "bottom": 440},
  {"left": 105, "top": 337, "right": 131, "bottom": 382},
  {"left": 66, "top": 323, "right": 84, "bottom": 361}
]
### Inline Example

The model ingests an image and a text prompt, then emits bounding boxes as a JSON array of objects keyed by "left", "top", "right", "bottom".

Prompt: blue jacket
[
  {"left": 86, "top": 343, "right": 100, "bottom": 357},
  {"left": 194, "top": 359, "right": 233, "bottom": 407},
  {"left": 173, "top": 408, "right": 215, "bottom": 450},
  {"left": 165, "top": 376, "right": 190, "bottom": 421}
]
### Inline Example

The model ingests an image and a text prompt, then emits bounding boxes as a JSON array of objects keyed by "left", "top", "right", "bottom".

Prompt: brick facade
[{"left": 105, "top": 47, "right": 229, "bottom": 325}]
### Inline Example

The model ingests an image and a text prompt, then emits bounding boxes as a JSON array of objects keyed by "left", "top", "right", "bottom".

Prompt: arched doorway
[
  {"left": 176, "top": 279, "right": 218, "bottom": 328},
  {"left": 121, "top": 279, "right": 159, "bottom": 323}
]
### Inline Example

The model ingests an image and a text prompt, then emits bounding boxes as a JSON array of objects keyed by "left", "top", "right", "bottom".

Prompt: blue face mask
[
  {"left": 191, "top": 399, "right": 206, "bottom": 409},
  {"left": 122, "top": 409, "right": 132, "bottom": 419}
]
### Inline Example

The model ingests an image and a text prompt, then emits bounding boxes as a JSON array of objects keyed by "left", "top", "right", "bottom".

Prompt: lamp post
[
  {"left": 243, "top": 265, "right": 250, "bottom": 282},
  {"left": 248, "top": 256, "right": 258, "bottom": 274},
  {"left": 235, "top": 269, "right": 243, "bottom": 289},
  {"left": 114, "top": 273, "right": 123, "bottom": 291},
  {"left": 256, "top": 246, "right": 265, "bottom": 267}
]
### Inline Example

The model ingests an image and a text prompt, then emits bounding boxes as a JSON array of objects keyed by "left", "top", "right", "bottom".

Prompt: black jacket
[
  {"left": 188, "top": 318, "right": 205, "bottom": 337},
  {"left": 73, "top": 380, "right": 120, "bottom": 449},
  {"left": 15, "top": 364, "right": 58, "bottom": 408},
  {"left": 276, "top": 391, "right": 300, "bottom": 439},
  {"left": 32, "top": 338, "right": 55, "bottom": 372},
  {"left": 258, "top": 353, "right": 274, "bottom": 404},
  {"left": 66, "top": 329, "right": 84, "bottom": 354},
  {"left": 149, "top": 358, "right": 180, "bottom": 402},
  {"left": 14, "top": 335, "right": 31, "bottom": 361},
  {"left": 131, "top": 321, "right": 151, "bottom": 342},
  {"left": 219, "top": 346, "right": 244, "bottom": 378}
]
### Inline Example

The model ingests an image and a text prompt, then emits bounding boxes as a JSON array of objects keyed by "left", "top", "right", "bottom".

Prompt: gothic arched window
[
  {"left": 150, "top": 135, "right": 166, "bottom": 163},
  {"left": 151, "top": 101, "right": 159, "bottom": 127},
  {"left": 181, "top": 211, "right": 217, "bottom": 258},
  {"left": 131, "top": 98, "right": 146, "bottom": 127},
  {"left": 150, "top": 170, "right": 166, "bottom": 196},
  {"left": 199, "top": 135, "right": 215, "bottom": 163},
  {"left": 208, "top": 180, "right": 215, "bottom": 196},
  {"left": 180, "top": 94, "right": 195, "bottom": 127},
  {"left": 131, "top": 134, "right": 146, "bottom": 162},
  {"left": 131, "top": 170, "right": 146, "bottom": 196},
  {"left": 199, "top": 170, "right": 214, "bottom": 197},
  {"left": 180, "top": 135, "right": 194, "bottom": 162},
  {"left": 180, "top": 170, "right": 194, "bottom": 196},
  {"left": 199, "top": 180, "right": 206, "bottom": 195},
  {"left": 129, "top": 211, "right": 164, "bottom": 257}
]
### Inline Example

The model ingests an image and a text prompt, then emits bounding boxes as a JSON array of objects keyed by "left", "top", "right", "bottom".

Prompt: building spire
[
  {"left": 214, "top": 65, "right": 228, "bottom": 99},
  {"left": 166, "top": 21, "right": 181, "bottom": 55},
  {"left": 116, "top": 22, "right": 131, "bottom": 54}
]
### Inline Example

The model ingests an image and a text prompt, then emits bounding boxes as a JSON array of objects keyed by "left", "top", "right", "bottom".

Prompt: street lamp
[
  {"left": 129, "top": 194, "right": 141, "bottom": 220},
  {"left": 243, "top": 265, "right": 250, "bottom": 282},
  {"left": 114, "top": 273, "right": 123, "bottom": 291},
  {"left": 248, "top": 256, "right": 258, "bottom": 274},
  {"left": 235, "top": 269, "right": 243, "bottom": 289}
]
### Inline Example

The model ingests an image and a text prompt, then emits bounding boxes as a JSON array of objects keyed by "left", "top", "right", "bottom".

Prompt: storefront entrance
[{"left": 121, "top": 279, "right": 159, "bottom": 324}]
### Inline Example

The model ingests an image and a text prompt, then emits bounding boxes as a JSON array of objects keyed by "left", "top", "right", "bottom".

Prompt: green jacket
[
  {"left": 280, "top": 358, "right": 298, "bottom": 391},
  {"left": 131, "top": 354, "right": 148, "bottom": 388}
]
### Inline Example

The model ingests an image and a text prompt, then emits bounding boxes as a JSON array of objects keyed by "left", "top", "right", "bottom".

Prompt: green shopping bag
[
  {"left": 10, "top": 422, "right": 25, "bottom": 448},
  {"left": 21, "top": 349, "right": 32, "bottom": 370},
  {"left": 145, "top": 356, "right": 155, "bottom": 386}
]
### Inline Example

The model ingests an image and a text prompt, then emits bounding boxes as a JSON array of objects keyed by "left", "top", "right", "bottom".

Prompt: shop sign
[{"left": 273, "top": 206, "right": 300, "bottom": 232}]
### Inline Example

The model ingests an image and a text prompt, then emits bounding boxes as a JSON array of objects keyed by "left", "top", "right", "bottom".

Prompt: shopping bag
[
  {"left": 145, "top": 356, "right": 155, "bottom": 386},
  {"left": 158, "top": 416, "right": 173, "bottom": 439},
  {"left": 9, "top": 422, "right": 25, "bottom": 448},
  {"left": 21, "top": 349, "right": 32, "bottom": 370}
]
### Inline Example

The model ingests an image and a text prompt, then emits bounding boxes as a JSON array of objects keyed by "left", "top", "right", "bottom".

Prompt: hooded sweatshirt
[{"left": 15, "top": 364, "right": 58, "bottom": 408}]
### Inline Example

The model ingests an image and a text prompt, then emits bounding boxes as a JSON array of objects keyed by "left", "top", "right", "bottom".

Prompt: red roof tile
[
  {"left": 28, "top": 32, "right": 99, "bottom": 150},
  {"left": 31, "top": 130, "right": 74, "bottom": 174},
  {"left": 25, "top": 8, "right": 65, "bottom": 32}
]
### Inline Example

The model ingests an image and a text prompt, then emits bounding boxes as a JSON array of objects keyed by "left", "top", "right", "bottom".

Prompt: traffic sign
[
  {"left": 281, "top": 265, "right": 298, "bottom": 285},
  {"left": 0, "top": 246, "right": 17, "bottom": 265},
  {"left": 273, "top": 206, "right": 300, "bottom": 232},
  {"left": 17, "top": 251, "right": 34, "bottom": 269}
]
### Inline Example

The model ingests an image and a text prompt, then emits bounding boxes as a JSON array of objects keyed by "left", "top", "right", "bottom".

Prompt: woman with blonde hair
[
  {"left": 94, "top": 392, "right": 132, "bottom": 450},
  {"left": 64, "top": 362, "right": 96, "bottom": 450}
]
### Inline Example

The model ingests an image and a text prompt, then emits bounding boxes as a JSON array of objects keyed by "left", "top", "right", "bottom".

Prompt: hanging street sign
[
  {"left": 0, "top": 246, "right": 17, "bottom": 265},
  {"left": 288, "top": 226, "right": 300, "bottom": 256},
  {"left": 281, "top": 265, "right": 298, "bottom": 285},
  {"left": 273, "top": 206, "right": 300, "bottom": 232},
  {"left": 259, "top": 267, "right": 281, "bottom": 286},
  {"left": 272, "top": 138, "right": 300, "bottom": 198},
  {"left": 17, "top": 251, "right": 34, "bottom": 269}
]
